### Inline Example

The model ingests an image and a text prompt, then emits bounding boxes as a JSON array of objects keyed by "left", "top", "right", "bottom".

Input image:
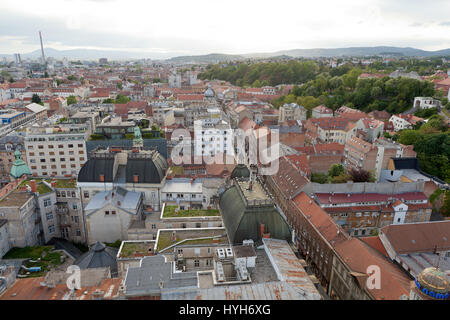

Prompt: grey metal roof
[
  {"left": 85, "top": 187, "right": 142, "bottom": 213},
  {"left": 78, "top": 158, "right": 115, "bottom": 182},
  {"left": 124, "top": 255, "right": 198, "bottom": 297},
  {"left": 74, "top": 242, "right": 118, "bottom": 276},
  {"left": 219, "top": 184, "right": 291, "bottom": 244},
  {"left": 162, "top": 281, "right": 304, "bottom": 300}
]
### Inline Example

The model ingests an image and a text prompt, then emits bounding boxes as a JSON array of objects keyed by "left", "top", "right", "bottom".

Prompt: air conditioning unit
[
  {"left": 225, "top": 247, "right": 233, "bottom": 258},
  {"left": 216, "top": 248, "right": 225, "bottom": 259},
  {"left": 216, "top": 262, "right": 225, "bottom": 282},
  {"left": 237, "top": 260, "right": 248, "bottom": 281}
]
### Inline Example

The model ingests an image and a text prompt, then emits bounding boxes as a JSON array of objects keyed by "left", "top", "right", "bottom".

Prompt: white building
[
  {"left": 24, "top": 124, "right": 89, "bottom": 178},
  {"left": 413, "top": 97, "right": 440, "bottom": 110},
  {"left": 84, "top": 187, "right": 144, "bottom": 244},
  {"left": 194, "top": 120, "right": 234, "bottom": 158},
  {"left": 389, "top": 115, "right": 413, "bottom": 131}
]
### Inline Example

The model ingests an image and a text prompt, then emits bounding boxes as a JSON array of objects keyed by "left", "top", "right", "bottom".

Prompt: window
[
  {"left": 194, "top": 260, "right": 200, "bottom": 267},
  {"left": 43, "top": 198, "right": 52, "bottom": 207},
  {"left": 76, "top": 229, "right": 81, "bottom": 236},
  {"left": 83, "top": 191, "right": 89, "bottom": 198},
  {"left": 74, "top": 216, "right": 79, "bottom": 223},
  {"left": 177, "top": 249, "right": 183, "bottom": 254},
  {"left": 73, "top": 204, "right": 78, "bottom": 210},
  {"left": 105, "top": 211, "right": 109, "bottom": 215},
  {"left": 206, "top": 259, "right": 211, "bottom": 267},
  {"left": 48, "top": 225, "right": 55, "bottom": 234},
  {"left": 196, "top": 223, "right": 201, "bottom": 228},
  {"left": 151, "top": 224, "right": 156, "bottom": 229},
  {"left": 111, "top": 211, "right": 116, "bottom": 215},
  {"left": 46, "top": 212, "right": 53, "bottom": 220}
]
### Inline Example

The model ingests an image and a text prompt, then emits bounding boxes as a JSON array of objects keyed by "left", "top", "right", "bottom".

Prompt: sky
[{"left": 1, "top": 0, "right": 450, "bottom": 58}]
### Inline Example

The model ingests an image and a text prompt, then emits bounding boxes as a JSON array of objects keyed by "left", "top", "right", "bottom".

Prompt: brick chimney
[
  {"left": 30, "top": 180, "right": 37, "bottom": 193},
  {"left": 133, "top": 175, "right": 139, "bottom": 183},
  {"left": 259, "top": 223, "right": 265, "bottom": 238},
  {"left": 51, "top": 180, "right": 56, "bottom": 188},
  {"left": 99, "top": 174, "right": 105, "bottom": 182}
]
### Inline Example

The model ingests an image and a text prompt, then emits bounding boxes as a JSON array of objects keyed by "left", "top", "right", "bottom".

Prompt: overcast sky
[{"left": 1, "top": 0, "right": 450, "bottom": 58}]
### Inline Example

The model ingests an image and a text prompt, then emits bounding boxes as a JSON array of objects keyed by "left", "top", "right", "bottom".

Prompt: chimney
[
  {"left": 30, "top": 180, "right": 37, "bottom": 193},
  {"left": 259, "top": 224, "right": 265, "bottom": 238},
  {"left": 51, "top": 180, "right": 56, "bottom": 188},
  {"left": 99, "top": 174, "right": 105, "bottom": 182},
  {"left": 133, "top": 175, "right": 139, "bottom": 183}
]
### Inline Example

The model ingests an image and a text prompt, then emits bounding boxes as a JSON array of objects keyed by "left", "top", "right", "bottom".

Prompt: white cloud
[{"left": 0, "top": 0, "right": 449, "bottom": 55}]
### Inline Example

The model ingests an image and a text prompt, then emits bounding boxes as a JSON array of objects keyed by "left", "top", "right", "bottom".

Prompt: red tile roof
[{"left": 316, "top": 192, "right": 428, "bottom": 205}]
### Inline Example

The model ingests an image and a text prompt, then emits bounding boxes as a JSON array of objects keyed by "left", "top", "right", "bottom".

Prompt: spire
[{"left": 9, "top": 148, "right": 31, "bottom": 180}]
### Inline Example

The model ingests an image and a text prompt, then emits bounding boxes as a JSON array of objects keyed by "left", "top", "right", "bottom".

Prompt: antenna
[{"left": 39, "top": 31, "right": 46, "bottom": 65}]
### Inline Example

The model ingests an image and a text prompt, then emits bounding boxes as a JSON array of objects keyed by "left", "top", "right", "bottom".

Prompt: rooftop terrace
[
  {"left": 162, "top": 205, "right": 220, "bottom": 218},
  {"left": 156, "top": 228, "right": 228, "bottom": 252},
  {"left": 118, "top": 241, "right": 155, "bottom": 259}
]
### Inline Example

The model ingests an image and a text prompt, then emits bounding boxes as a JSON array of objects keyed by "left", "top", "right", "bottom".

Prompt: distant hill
[
  {"left": 1, "top": 46, "right": 449, "bottom": 62},
  {"left": 166, "top": 53, "right": 246, "bottom": 64},
  {"left": 244, "top": 46, "right": 450, "bottom": 58}
]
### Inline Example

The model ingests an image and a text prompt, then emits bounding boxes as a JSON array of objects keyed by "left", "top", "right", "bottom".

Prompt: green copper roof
[{"left": 10, "top": 149, "right": 31, "bottom": 179}]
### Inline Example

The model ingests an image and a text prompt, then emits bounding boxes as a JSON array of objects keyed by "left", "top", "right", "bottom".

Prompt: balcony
[{"left": 56, "top": 207, "right": 69, "bottom": 215}]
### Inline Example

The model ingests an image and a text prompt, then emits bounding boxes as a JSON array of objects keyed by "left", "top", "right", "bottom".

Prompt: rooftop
[
  {"left": 262, "top": 238, "right": 322, "bottom": 300},
  {"left": 162, "top": 205, "right": 220, "bottom": 218},
  {"left": 118, "top": 240, "right": 155, "bottom": 259},
  {"left": 0, "top": 277, "right": 122, "bottom": 300},
  {"left": 0, "top": 189, "right": 34, "bottom": 207},
  {"left": 156, "top": 228, "right": 228, "bottom": 252}
]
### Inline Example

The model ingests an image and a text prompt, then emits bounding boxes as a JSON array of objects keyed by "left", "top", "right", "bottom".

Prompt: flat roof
[
  {"left": 237, "top": 180, "right": 270, "bottom": 202},
  {"left": 118, "top": 241, "right": 155, "bottom": 259},
  {"left": 156, "top": 228, "right": 228, "bottom": 252},
  {"left": 0, "top": 277, "right": 122, "bottom": 300},
  {"left": 162, "top": 205, "right": 220, "bottom": 218},
  {"left": 0, "top": 190, "right": 34, "bottom": 207}
]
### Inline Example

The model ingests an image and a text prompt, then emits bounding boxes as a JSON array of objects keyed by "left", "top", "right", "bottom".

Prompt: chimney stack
[
  {"left": 99, "top": 174, "right": 105, "bottom": 182},
  {"left": 133, "top": 175, "right": 139, "bottom": 183},
  {"left": 30, "top": 180, "right": 37, "bottom": 193},
  {"left": 51, "top": 180, "right": 56, "bottom": 188},
  {"left": 259, "top": 223, "right": 265, "bottom": 238}
]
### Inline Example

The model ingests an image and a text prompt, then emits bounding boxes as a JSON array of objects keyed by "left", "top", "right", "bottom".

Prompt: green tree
[
  {"left": 328, "top": 164, "right": 345, "bottom": 178},
  {"left": 67, "top": 95, "right": 77, "bottom": 105},
  {"left": 31, "top": 94, "right": 41, "bottom": 104}
]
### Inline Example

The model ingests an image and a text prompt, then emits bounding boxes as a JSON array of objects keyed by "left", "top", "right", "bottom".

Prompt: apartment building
[
  {"left": 389, "top": 114, "right": 424, "bottom": 131},
  {"left": 24, "top": 124, "right": 89, "bottom": 178},
  {"left": 193, "top": 120, "right": 234, "bottom": 158},
  {"left": 306, "top": 117, "right": 357, "bottom": 144},
  {"left": 344, "top": 137, "right": 417, "bottom": 179},
  {"left": 278, "top": 103, "right": 307, "bottom": 123},
  {"left": 312, "top": 105, "right": 333, "bottom": 118},
  {"left": 314, "top": 182, "right": 432, "bottom": 237}
]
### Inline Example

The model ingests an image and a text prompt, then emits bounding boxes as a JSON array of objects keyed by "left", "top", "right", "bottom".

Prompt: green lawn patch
[{"left": 163, "top": 205, "right": 220, "bottom": 218}]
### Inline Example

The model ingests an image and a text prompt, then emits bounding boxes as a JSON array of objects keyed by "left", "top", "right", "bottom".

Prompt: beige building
[
  {"left": 84, "top": 187, "right": 144, "bottom": 244},
  {"left": 24, "top": 124, "right": 89, "bottom": 178}
]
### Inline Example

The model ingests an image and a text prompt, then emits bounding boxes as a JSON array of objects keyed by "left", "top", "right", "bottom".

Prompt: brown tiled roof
[
  {"left": 271, "top": 157, "right": 310, "bottom": 199},
  {"left": 292, "top": 192, "right": 349, "bottom": 245},
  {"left": 0, "top": 277, "right": 122, "bottom": 300},
  {"left": 380, "top": 221, "right": 450, "bottom": 254},
  {"left": 334, "top": 238, "right": 411, "bottom": 300},
  {"left": 360, "top": 236, "right": 389, "bottom": 258}
]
